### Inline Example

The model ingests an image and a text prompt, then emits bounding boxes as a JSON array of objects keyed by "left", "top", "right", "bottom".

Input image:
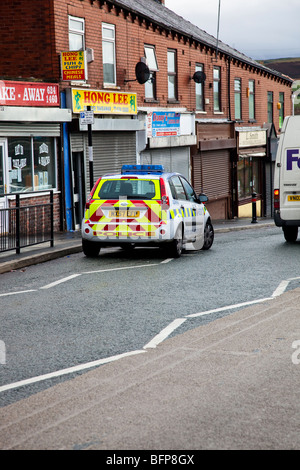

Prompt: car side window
[
  {"left": 180, "top": 177, "right": 198, "bottom": 203},
  {"left": 170, "top": 176, "right": 187, "bottom": 200}
]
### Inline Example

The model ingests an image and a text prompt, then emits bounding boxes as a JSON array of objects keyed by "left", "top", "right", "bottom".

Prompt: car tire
[
  {"left": 168, "top": 225, "right": 183, "bottom": 258},
  {"left": 202, "top": 220, "right": 214, "bottom": 250},
  {"left": 283, "top": 226, "right": 298, "bottom": 243},
  {"left": 82, "top": 239, "right": 101, "bottom": 257}
]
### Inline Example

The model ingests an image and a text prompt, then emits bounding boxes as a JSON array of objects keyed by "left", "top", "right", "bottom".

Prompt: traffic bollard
[{"left": 251, "top": 192, "right": 257, "bottom": 223}]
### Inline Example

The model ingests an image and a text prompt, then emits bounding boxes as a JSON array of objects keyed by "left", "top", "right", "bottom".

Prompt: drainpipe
[
  {"left": 61, "top": 91, "right": 73, "bottom": 231},
  {"left": 227, "top": 55, "right": 232, "bottom": 121}
]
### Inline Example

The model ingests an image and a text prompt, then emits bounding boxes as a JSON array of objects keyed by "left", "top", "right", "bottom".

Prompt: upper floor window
[
  {"left": 102, "top": 23, "right": 116, "bottom": 86},
  {"left": 213, "top": 67, "right": 221, "bottom": 112},
  {"left": 268, "top": 91, "right": 273, "bottom": 123},
  {"left": 248, "top": 80, "right": 255, "bottom": 120},
  {"left": 195, "top": 64, "right": 204, "bottom": 111},
  {"left": 168, "top": 49, "right": 177, "bottom": 101},
  {"left": 279, "top": 92, "right": 284, "bottom": 128},
  {"left": 234, "top": 78, "right": 242, "bottom": 120},
  {"left": 69, "top": 16, "right": 85, "bottom": 51},
  {"left": 144, "top": 45, "right": 158, "bottom": 100}
]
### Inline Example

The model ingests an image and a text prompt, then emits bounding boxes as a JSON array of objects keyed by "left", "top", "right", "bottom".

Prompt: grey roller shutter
[
  {"left": 84, "top": 131, "right": 136, "bottom": 188},
  {"left": 201, "top": 150, "right": 231, "bottom": 200},
  {"left": 0, "top": 123, "right": 60, "bottom": 137}
]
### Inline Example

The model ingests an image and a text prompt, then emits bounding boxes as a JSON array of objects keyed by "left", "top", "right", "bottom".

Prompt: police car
[{"left": 82, "top": 164, "right": 214, "bottom": 258}]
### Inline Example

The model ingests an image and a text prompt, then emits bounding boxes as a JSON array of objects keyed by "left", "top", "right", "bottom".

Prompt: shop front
[
  {"left": 236, "top": 128, "right": 267, "bottom": 218},
  {"left": 66, "top": 88, "right": 141, "bottom": 229},
  {"left": 192, "top": 120, "right": 236, "bottom": 220},
  {"left": 0, "top": 81, "right": 71, "bottom": 234}
]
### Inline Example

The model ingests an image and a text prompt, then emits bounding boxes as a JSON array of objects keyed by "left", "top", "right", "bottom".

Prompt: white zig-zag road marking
[
  {"left": 0, "top": 350, "right": 146, "bottom": 394},
  {"left": 0, "top": 275, "right": 298, "bottom": 394}
]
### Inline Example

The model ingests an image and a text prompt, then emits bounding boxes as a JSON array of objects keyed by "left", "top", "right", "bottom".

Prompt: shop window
[
  {"left": 249, "top": 80, "right": 255, "bottom": 120},
  {"left": 234, "top": 78, "right": 242, "bottom": 120},
  {"left": 267, "top": 91, "right": 273, "bottom": 123},
  {"left": 168, "top": 49, "right": 177, "bottom": 101},
  {"left": 195, "top": 64, "right": 204, "bottom": 111},
  {"left": 69, "top": 16, "right": 85, "bottom": 51},
  {"left": 8, "top": 137, "right": 57, "bottom": 193},
  {"left": 33, "top": 138, "right": 56, "bottom": 190},
  {"left": 102, "top": 23, "right": 116, "bottom": 86},
  {"left": 213, "top": 67, "right": 221, "bottom": 112},
  {"left": 144, "top": 45, "right": 158, "bottom": 100},
  {"left": 237, "top": 157, "right": 260, "bottom": 199},
  {"left": 279, "top": 92, "right": 284, "bottom": 128}
]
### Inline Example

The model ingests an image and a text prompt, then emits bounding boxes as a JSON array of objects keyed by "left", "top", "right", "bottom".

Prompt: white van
[{"left": 274, "top": 115, "right": 300, "bottom": 242}]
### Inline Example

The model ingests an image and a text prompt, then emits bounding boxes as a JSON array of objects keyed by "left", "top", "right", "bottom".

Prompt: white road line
[
  {"left": 0, "top": 350, "right": 146, "bottom": 394},
  {"left": 143, "top": 318, "right": 187, "bottom": 349},
  {"left": 0, "top": 289, "right": 37, "bottom": 297},
  {"left": 40, "top": 274, "right": 81, "bottom": 290},
  {"left": 0, "top": 277, "right": 298, "bottom": 394},
  {"left": 160, "top": 258, "right": 174, "bottom": 264},
  {"left": 82, "top": 263, "right": 158, "bottom": 274},
  {"left": 186, "top": 297, "right": 274, "bottom": 318},
  {"left": 272, "top": 280, "right": 290, "bottom": 297}
]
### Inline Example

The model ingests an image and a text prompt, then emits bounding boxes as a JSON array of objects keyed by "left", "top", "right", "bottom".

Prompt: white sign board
[{"left": 80, "top": 110, "right": 94, "bottom": 126}]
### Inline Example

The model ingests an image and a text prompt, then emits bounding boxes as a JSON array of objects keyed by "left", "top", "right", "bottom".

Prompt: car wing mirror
[{"left": 198, "top": 193, "right": 208, "bottom": 203}]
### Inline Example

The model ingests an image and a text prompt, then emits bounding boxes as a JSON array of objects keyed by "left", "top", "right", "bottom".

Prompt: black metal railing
[{"left": 0, "top": 191, "right": 54, "bottom": 254}]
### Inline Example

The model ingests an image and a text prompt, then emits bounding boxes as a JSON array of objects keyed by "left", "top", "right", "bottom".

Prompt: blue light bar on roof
[{"left": 121, "top": 164, "right": 165, "bottom": 174}]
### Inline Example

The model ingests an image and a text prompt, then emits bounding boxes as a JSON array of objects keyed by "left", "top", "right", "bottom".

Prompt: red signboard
[{"left": 0, "top": 81, "right": 60, "bottom": 107}]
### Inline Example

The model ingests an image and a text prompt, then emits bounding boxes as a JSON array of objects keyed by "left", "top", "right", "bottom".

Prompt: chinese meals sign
[
  {"left": 61, "top": 51, "right": 87, "bottom": 81},
  {"left": 71, "top": 88, "right": 137, "bottom": 115},
  {"left": 0, "top": 81, "right": 59, "bottom": 106}
]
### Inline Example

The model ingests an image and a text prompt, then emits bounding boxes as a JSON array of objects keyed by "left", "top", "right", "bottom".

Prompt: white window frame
[
  {"left": 102, "top": 23, "right": 116, "bottom": 86},
  {"left": 68, "top": 15, "right": 85, "bottom": 51},
  {"left": 144, "top": 45, "right": 159, "bottom": 100},
  {"left": 168, "top": 49, "right": 177, "bottom": 101},
  {"left": 195, "top": 64, "right": 204, "bottom": 111}
]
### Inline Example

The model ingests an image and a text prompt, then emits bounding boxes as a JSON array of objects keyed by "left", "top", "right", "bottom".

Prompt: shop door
[
  {"left": 72, "top": 151, "right": 86, "bottom": 230},
  {"left": 0, "top": 141, "right": 8, "bottom": 233}
]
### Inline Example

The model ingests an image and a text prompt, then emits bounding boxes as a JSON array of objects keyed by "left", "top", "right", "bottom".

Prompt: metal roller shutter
[
  {"left": 84, "top": 132, "right": 136, "bottom": 184},
  {"left": 70, "top": 133, "right": 84, "bottom": 153},
  {"left": 201, "top": 150, "right": 231, "bottom": 200},
  {"left": 141, "top": 147, "right": 190, "bottom": 181},
  {"left": 0, "top": 123, "right": 61, "bottom": 137}
]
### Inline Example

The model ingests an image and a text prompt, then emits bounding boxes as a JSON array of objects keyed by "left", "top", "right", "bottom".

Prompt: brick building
[{"left": 0, "top": 0, "right": 293, "bottom": 232}]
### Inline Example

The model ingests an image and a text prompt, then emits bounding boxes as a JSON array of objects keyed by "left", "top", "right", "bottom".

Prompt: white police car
[{"left": 82, "top": 164, "right": 214, "bottom": 258}]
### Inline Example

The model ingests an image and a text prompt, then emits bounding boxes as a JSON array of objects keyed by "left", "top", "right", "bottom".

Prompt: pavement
[{"left": 2, "top": 216, "right": 300, "bottom": 450}]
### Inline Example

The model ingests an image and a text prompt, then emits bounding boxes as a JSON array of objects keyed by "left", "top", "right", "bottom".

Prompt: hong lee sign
[
  {"left": 71, "top": 88, "right": 137, "bottom": 115},
  {"left": 0, "top": 81, "right": 59, "bottom": 107},
  {"left": 61, "top": 51, "right": 87, "bottom": 81}
]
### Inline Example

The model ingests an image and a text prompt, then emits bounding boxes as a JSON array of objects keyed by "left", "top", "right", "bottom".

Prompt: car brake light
[
  {"left": 274, "top": 189, "right": 280, "bottom": 210},
  {"left": 160, "top": 178, "right": 170, "bottom": 207},
  {"left": 85, "top": 177, "right": 101, "bottom": 210}
]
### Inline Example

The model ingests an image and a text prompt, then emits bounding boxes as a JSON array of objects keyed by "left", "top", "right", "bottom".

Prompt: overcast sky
[{"left": 164, "top": 0, "right": 300, "bottom": 60}]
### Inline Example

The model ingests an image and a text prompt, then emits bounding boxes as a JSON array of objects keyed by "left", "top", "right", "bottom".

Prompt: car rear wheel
[
  {"left": 82, "top": 239, "right": 101, "bottom": 257},
  {"left": 168, "top": 225, "right": 183, "bottom": 258},
  {"left": 202, "top": 220, "right": 214, "bottom": 250},
  {"left": 283, "top": 226, "right": 298, "bottom": 243}
]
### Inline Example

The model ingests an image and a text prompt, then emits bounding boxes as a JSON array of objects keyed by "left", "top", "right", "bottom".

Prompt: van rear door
[{"left": 278, "top": 116, "right": 300, "bottom": 222}]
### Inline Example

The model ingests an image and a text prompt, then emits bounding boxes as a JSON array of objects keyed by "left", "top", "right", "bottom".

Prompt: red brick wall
[{"left": 0, "top": 0, "right": 292, "bottom": 134}]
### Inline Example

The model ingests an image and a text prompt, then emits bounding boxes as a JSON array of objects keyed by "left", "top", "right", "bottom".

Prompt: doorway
[
  {"left": 72, "top": 151, "right": 86, "bottom": 230},
  {"left": 0, "top": 140, "right": 8, "bottom": 234}
]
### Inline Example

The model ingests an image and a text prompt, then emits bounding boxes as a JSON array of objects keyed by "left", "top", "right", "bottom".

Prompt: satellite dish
[
  {"left": 192, "top": 71, "right": 206, "bottom": 84},
  {"left": 135, "top": 62, "right": 150, "bottom": 84}
]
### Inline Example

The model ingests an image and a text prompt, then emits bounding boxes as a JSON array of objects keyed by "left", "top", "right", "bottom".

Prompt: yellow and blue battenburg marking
[{"left": 169, "top": 208, "right": 197, "bottom": 219}]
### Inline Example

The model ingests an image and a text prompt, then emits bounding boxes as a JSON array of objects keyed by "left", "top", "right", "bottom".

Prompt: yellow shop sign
[{"left": 71, "top": 88, "right": 137, "bottom": 115}]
